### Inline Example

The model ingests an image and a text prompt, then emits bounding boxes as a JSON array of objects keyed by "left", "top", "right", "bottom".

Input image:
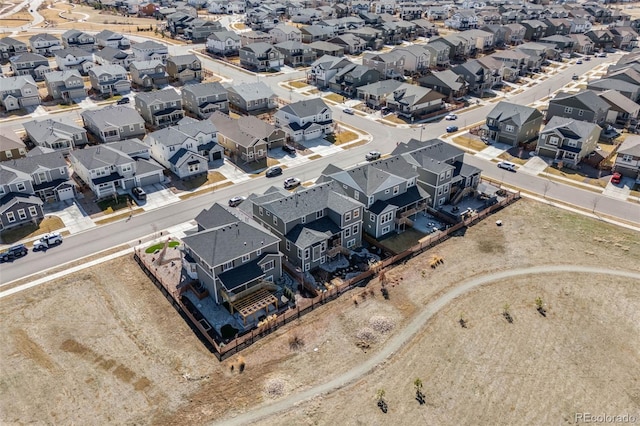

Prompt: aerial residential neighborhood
[{"left": 1, "top": 0, "right": 639, "bottom": 424}]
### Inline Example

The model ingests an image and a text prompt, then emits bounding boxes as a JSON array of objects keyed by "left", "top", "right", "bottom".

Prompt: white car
[
  {"left": 33, "top": 232, "right": 63, "bottom": 251},
  {"left": 284, "top": 177, "right": 301, "bottom": 189},
  {"left": 445, "top": 113, "right": 457, "bottom": 121},
  {"left": 497, "top": 161, "right": 516, "bottom": 172}
]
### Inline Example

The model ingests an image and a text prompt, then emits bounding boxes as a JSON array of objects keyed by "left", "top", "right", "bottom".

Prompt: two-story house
[
  {"left": 384, "top": 84, "right": 446, "bottom": 119},
  {"left": 0, "top": 36, "right": 27, "bottom": 63},
  {"left": 328, "top": 33, "right": 367, "bottom": 55},
  {"left": 547, "top": 90, "right": 611, "bottom": 127},
  {"left": 144, "top": 117, "right": 222, "bottom": 178},
  {"left": 29, "top": 33, "right": 62, "bottom": 56},
  {"left": 274, "top": 98, "right": 333, "bottom": 142},
  {"left": 69, "top": 143, "right": 163, "bottom": 199},
  {"left": 484, "top": 101, "right": 544, "bottom": 146},
  {"left": 391, "top": 139, "right": 482, "bottom": 208},
  {"left": 362, "top": 50, "right": 406, "bottom": 80},
  {"left": 23, "top": 116, "right": 88, "bottom": 153},
  {"left": 210, "top": 111, "right": 286, "bottom": 163},
  {"left": 356, "top": 80, "right": 404, "bottom": 109},
  {"left": 418, "top": 69, "right": 469, "bottom": 100},
  {"left": 182, "top": 81, "right": 229, "bottom": 118},
  {"left": 206, "top": 30, "right": 242, "bottom": 56},
  {"left": 95, "top": 30, "right": 131, "bottom": 50},
  {"left": 319, "top": 157, "right": 429, "bottom": 238},
  {"left": 226, "top": 81, "right": 277, "bottom": 114},
  {"left": 614, "top": 136, "right": 640, "bottom": 183},
  {"left": 0, "top": 75, "right": 40, "bottom": 111},
  {"left": 44, "top": 70, "right": 86, "bottom": 101},
  {"left": 53, "top": 47, "right": 95, "bottom": 74},
  {"left": 251, "top": 181, "right": 364, "bottom": 272},
  {"left": 274, "top": 41, "right": 317, "bottom": 68},
  {"left": 0, "top": 131, "right": 27, "bottom": 162},
  {"left": 393, "top": 45, "right": 432, "bottom": 74},
  {"left": 81, "top": 106, "right": 146, "bottom": 143},
  {"left": 182, "top": 203, "right": 282, "bottom": 308},
  {"left": 129, "top": 60, "right": 169, "bottom": 89},
  {"left": 269, "top": 24, "right": 303, "bottom": 44},
  {"left": 307, "top": 55, "right": 353, "bottom": 88},
  {"left": 93, "top": 47, "right": 134, "bottom": 69},
  {"left": 135, "top": 88, "right": 185, "bottom": 127},
  {"left": 9, "top": 52, "right": 51, "bottom": 80},
  {"left": 88, "top": 64, "right": 131, "bottom": 96},
  {"left": 61, "top": 30, "right": 96, "bottom": 50},
  {"left": 132, "top": 40, "right": 169, "bottom": 62},
  {"left": 239, "top": 42, "right": 285, "bottom": 72},
  {"left": 166, "top": 54, "right": 202, "bottom": 83},
  {"left": 329, "top": 63, "right": 382, "bottom": 97},
  {"left": 535, "top": 116, "right": 602, "bottom": 168}
]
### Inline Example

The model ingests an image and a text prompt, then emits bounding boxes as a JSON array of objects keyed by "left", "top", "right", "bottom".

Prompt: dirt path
[{"left": 217, "top": 265, "right": 640, "bottom": 426}]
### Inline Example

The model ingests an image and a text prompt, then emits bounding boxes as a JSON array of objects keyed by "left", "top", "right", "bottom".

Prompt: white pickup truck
[{"left": 33, "top": 232, "right": 63, "bottom": 251}]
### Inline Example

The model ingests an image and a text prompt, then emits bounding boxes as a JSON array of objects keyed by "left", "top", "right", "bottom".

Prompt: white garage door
[{"left": 57, "top": 187, "right": 75, "bottom": 201}]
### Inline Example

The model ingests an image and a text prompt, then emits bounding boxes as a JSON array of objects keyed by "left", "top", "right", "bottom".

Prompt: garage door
[
  {"left": 57, "top": 187, "right": 75, "bottom": 201},
  {"left": 138, "top": 174, "right": 162, "bottom": 187},
  {"left": 305, "top": 129, "right": 322, "bottom": 140}
]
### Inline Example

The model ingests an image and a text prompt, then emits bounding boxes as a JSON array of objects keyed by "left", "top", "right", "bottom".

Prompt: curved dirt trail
[{"left": 216, "top": 265, "right": 640, "bottom": 426}]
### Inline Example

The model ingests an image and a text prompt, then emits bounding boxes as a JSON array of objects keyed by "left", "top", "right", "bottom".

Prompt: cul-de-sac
[{"left": 1, "top": 0, "right": 639, "bottom": 424}]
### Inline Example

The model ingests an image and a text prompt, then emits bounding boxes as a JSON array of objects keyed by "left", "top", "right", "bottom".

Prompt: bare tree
[{"left": 591, "top": 196, "right": 600, "bottom": 214}]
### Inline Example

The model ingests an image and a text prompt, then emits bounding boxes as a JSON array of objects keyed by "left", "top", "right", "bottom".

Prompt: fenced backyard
[{"left": 135, "top": 187, "right": 520, "bottom": 360}]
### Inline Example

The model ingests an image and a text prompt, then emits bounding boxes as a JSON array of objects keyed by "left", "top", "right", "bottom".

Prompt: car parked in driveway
[
  {"left": 266, "top": 166, "right": 283, "bottom": 177},
  {"left": 611, "top": 172, "right": 622, "bottom": 184},
  {"left": 228, "top": 196, "right": 245, "bottom": 207},
  {"left": 365, "top": 151, "right": 381, "bottom": 161},
  {"left": 33, "top": 232, "right": 63, "bottom": 251},
  {"left": 282, "top": 144, "right": 296, "bottom": 155},
  {"left": 0, "top": 244, "right": 28, "bottom": 262},
  {"left": 446, "top": 125, "right": 459, "bottom": 133},
  {"left": 132, "top": 186, "right": 146, "bottom": 201},
  {"left": 283, "top": 177, "right": 301, "bottom": 189}
]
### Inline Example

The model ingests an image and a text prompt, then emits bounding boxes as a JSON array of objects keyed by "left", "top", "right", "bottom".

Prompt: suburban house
[
  {"left": 328, "top": 33, "right": 367, "bottom": 54},
  {"left": 307, "top": 55, "right": 353, "bottom": 88},
  {"left": 0, "top": 36, "right": 27, "bottom": 63},
  {"left": 134, "top": 88, "right": 185, "bottom": 127},
  {"left": 0, "top": 131, "right": 27, "bottom": 162},
  {"left": 44, "top": 70, "right": 87, "bottom": 101},
  {"left": 226, "top": 81, "right": 278, "bottom": 114},
  {"left": 319, "top": 157, "right": 428, "bottom": 238},
  {"left": 597, "top": 90, "right": 640, "bottom": 127},
  {"left": 535, "top": 116, "right": 602, "bottom": 168},
  {"left": 362, "top": 50, "right": 406, "bottom": 80},
  {"left": 23, "top": 117, "right": 88, "bottom": 153},
  {"left": 417, "top": 70, "right": 469, "bottom": 100},
  {"left": 393, "top": 45, "right": 432, "bottom": 74},
  {"left": 0, "top": 150, "right": 75, "bottom": 203},
  {"left": 69, "top": 143, "right": 164, "bottom": 199},
  {"left": 391, "top": 139, "right": 482, "bottom": 208},
  {"left": 129, "top": 60, "right": 169, "bottom": 89},
  {"left": 88, "top": 64, "right": 131, "bottom": 96},
  {"left": 29, "top": 34, "right": 62, "bottom": 56},
  {"left": 269, "top": 24, "right": 302, "bottom": 43},
  {"left": 95, "top": 30, "right": 131, "bottom": 50},
  {"left": 308, "top": 40, "right": 345, "bottom": 57},
  {"left": 181, "top": 203, "right": 282, "bottom": 308},
  {"left": 585, "top": 29, "right": 615, "bottom": 51},
  {"left": 132, "top": 40, "right": 169, "bottom": 62},
  {"left": 453, "top": 59, "right": 500, "bottom": 96},
  {"left": 274, "top": 41, "right": 317, "bottom": 67},
  {"left": 61, "top": 30, "right": 96, "bottom": 50},
  {"left": 210, "top": 111, "right": 286, "bottom": 163},
  {"left": 356, "top": 79, "right": 404, "bottom": 109},
  {"left": 240, "top": 30, "right": 272, "bottom": 47},
  {"left": 274, "top": 98, "right": 333, "bottom": 142},
  {"left": 424, "top": 41, "right": 451, "bottom": 68},
  {"left": 94, "top": 47, "right": 134, "bottom": 69},
  {"left": 587, "top": 78, "right": 640, "bottom": 103},
  {"left": 547, "top": 91, "right": 611, "bottom": 127},
  {"left": 0, "top": 75, "right": 40, "bottom": 111},
  {"left": 300, "top": 25, "right": 334, "bottom": 43},
  {"left": 9, "top": 52, "right": 51, "bottom": 80},
  {"left": 166, "top": 54, "right": 202, "bottom": 83},
  {"left": 182, "top": 81, "right": 229, "bottom": 118},
  {"left": 610, "top": 26, "right": 639, "bottom": 50},
  {"left": 328, "top": 64, "right": 381, "bottom": 97},
  {"left": 81, "top": 106, "right": 146, "bottom": 143},
  {"left": 484, "top": 102, "right": 544, "bottom": 147},
  {"left": 184, "top": 19, "right": 222, "bottom": 42},
  {"left": 251, "top": 181, "right": 364, "bottom": 271},
  {"left": 239, "top": 42, "right": 285, "bottom": 72},
  {"left": 206, "top": 30, "right": 242, "bottom": 56},
  {"left": 0, "top": 190, "right": 43, "bottom": 231},
  {"left": 53, "top": 47, "right": 95, "bottom": 74},
  {"left": 144, "top": 117, "right": 222, "bottom": 178},
  {"left": 384, "top": 84, "right": 446, "bottom": 119},
  {"left": 614, "top": 136, "right": 640, "bottom": 183}
]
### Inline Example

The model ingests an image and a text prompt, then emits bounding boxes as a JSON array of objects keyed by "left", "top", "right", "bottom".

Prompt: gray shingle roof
[
  {"left": 167, "top": 54, "right": 199, "bottom": 66},
  {"left": 182, "top": 81, "right": 226, "bottom": 97},
  {"left": 2, "top": 151, "right": 66, "bottom": 174},
  {"left": 23, "top": 117, "right": 85, "bottom": 144},
  {"left": 551, "top": 90, "right": 611, "bottom": 113},
  {"left": 486, "top": 101, "right": 543, "bottom": 126},
  {"left": 104, "top": 138, "right": 147, "bottom": 156},
  {"left": 0, "top": 75, "right": 36, "bottom": 92},
  {"left": 89, "top": 64, "right": 128, "bottom": 77},
  {"left": 207, "top": 30, "right": 241, "bottom": 42},
  {"left": 44, "top": 70, "right": 82, "bottom": 84},
  {"left": 9, "top": 52, "right": 48, "bottom": 64},
  {"left": 81, "top": 105, "right": 145, "bottom": 128},
  {"left": 94, "top": 47, "right": 131, "bottom": 62},
  {"left": 135, "top": 87, "right": 181, "bottom": 103},
  {"left": 277, "top": 98, "right": 329, "bottom": 118},
  {"left": 617, "top": 136, "right": 640, "bottom": 157},
  {"left": 71, "top": 144, "right": 134, "bottom": 170},
  {"left": 541, "top": 116, "right": 601, "bottom": 139},
  {"left": 227, "top": 81, "right": 276, "bottom": 102},
  {"left": 0, "top": 131, "right": 25, "bottom": 152}
]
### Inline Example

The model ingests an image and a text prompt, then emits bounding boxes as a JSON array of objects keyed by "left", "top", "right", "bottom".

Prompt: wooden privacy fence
[{"left": 135, "top": 189, "right": 520, "bottom": 360}]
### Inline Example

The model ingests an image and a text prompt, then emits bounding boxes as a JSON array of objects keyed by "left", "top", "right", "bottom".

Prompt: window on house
[
  {"left": 5, "top": 150, "right": 12, "bottom": 158},
  {"left": 385, "top": 188, "right": 390, "bottom": 194},
  {"left": 188, "top": 164, "right": 199, "bottom": 173},
  {"left": 505, "top": 124, "right": 515, "bottom": 132},
  {"left": 548, "top": 136, "right": 559, "bottom": 146},
  {"left": 222, "top": 261, "right": 233, "bottom": 271},
  {"left": 345, "top": 212, "right": 351, "bottom": 221},
  {"left": 393, "top": 185, "right": 399, "bottom": 194},
  {"left": 259, "top": 206, "right": 263, "bottom": 216},
  {"left": 7, "top": 211, "right": 15, "bottom": 222},
  {"left": 345, "top": 227, "right": 351, "bottom": 238},
  {"left": 354, "top": 191, "right": 359, "bottom": 200},
  {"left": 262, "top": 260, "right": 274, "bottom": 271},
  {"left": 577, "top": 110, "right": 584, "bottom": 116},
  {"left": 17, "top": 209, "right": 27, "bottom": 220},
  {"left": 567, "top": 140, "right": 578, "bottom": 148},
  {"left": 370, "top": 213, "right": 375, "bottom": 222},
  {"left": 301, "top": 215, "right": 306, "bottom": 224},
  {"left": 353, "top": 209, "right": 359, "bottom": 218},
  {"left": 353, "top": 223, "right": 359, "bottom": 235},
  {"left": 622, "top": 154, "right": 633, "bottom": 162},
  {"left": 29, "top": 206, "right": 38, "bottom": 216},
  {"left": 16, "top": 182, "right": 26, "bottom": 191},
  {"left": 273, "top": 216, "right": 278, "bottom": 225},
  {"left": 242, "top": 254, "right": 250, "bottom": 262},
  {"left": 304, "top": 248, "right": 310, "bottom": 259},
  {"left": 286, "top": 240, "right": 291, "bottom": 251},
  {"left": 316, "top": 210, "right": 323, "bottom": 219},
  {"left": 564, "top": 106, "right": 573, "bottom": 114}
]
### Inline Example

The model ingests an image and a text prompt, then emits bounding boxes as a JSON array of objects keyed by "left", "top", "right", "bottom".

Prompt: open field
[{"left": 1, "top": 199, "right": 639, "bottom": 425}]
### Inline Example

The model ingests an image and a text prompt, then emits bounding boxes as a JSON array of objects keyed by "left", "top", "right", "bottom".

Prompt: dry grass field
[{"left": 0, "top": 199, "right": 639, "bottom": 425}]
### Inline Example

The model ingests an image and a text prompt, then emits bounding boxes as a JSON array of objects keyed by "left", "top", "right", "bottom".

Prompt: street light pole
[{"left": 420, "top": 124, "right": 424, "bottom": 141}]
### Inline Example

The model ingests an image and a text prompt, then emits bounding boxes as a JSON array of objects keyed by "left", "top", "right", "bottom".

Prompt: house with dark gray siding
[
  {"left": 535, "top": 116, "right": 601, "bottom": 168},
  {"left": 81, "top": 106, "right": 146, "bottom": 142},
  {"left": 484, "top": 102, "right": 544, "bottom": 146},
  {"left": 546, "top": 91, "right": 611, "bottom": 127}
]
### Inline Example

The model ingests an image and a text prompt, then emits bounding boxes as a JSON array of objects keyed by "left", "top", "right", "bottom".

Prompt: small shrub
[
  {"left": 265, "top": 378, "right": 285, "bottom": 398},
  {"left": 369, "top": 316, "right": 395, "bottom": 334},
  {"left": 356, "top": 327, "right": 376, "bottom": 343},
  {"left": 381, "top": 287, "right": 390, "bottom": 300},
  {"left": 288, "top": 335, "right": 304, "bottom": 351}
]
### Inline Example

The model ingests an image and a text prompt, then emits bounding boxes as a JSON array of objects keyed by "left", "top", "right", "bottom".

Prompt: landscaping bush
[{"left": 356, "top": 327, "right": 377, "bottom": 343}]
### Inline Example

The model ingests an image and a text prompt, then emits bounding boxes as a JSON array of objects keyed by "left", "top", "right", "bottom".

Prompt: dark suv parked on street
[{"left": 0, "top": 244, "right": 28, "bottom": 262}]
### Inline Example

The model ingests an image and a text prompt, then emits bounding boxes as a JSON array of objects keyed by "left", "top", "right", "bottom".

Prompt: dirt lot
[{"left": 1, "top": 198, "right": 639, "bottom": 425}]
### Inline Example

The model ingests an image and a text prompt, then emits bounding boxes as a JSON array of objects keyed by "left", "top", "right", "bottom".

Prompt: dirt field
[{"left": 1, "top": 198, "right": 639, "bottom": 425}]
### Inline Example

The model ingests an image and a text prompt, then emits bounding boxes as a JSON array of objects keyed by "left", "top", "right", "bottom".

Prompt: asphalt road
[
  {"left": 215, "top": 265, "right": 640, "bottom": 426},
  {"left": 1, "top": 46, "right": 639, "bottom": 284}
]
